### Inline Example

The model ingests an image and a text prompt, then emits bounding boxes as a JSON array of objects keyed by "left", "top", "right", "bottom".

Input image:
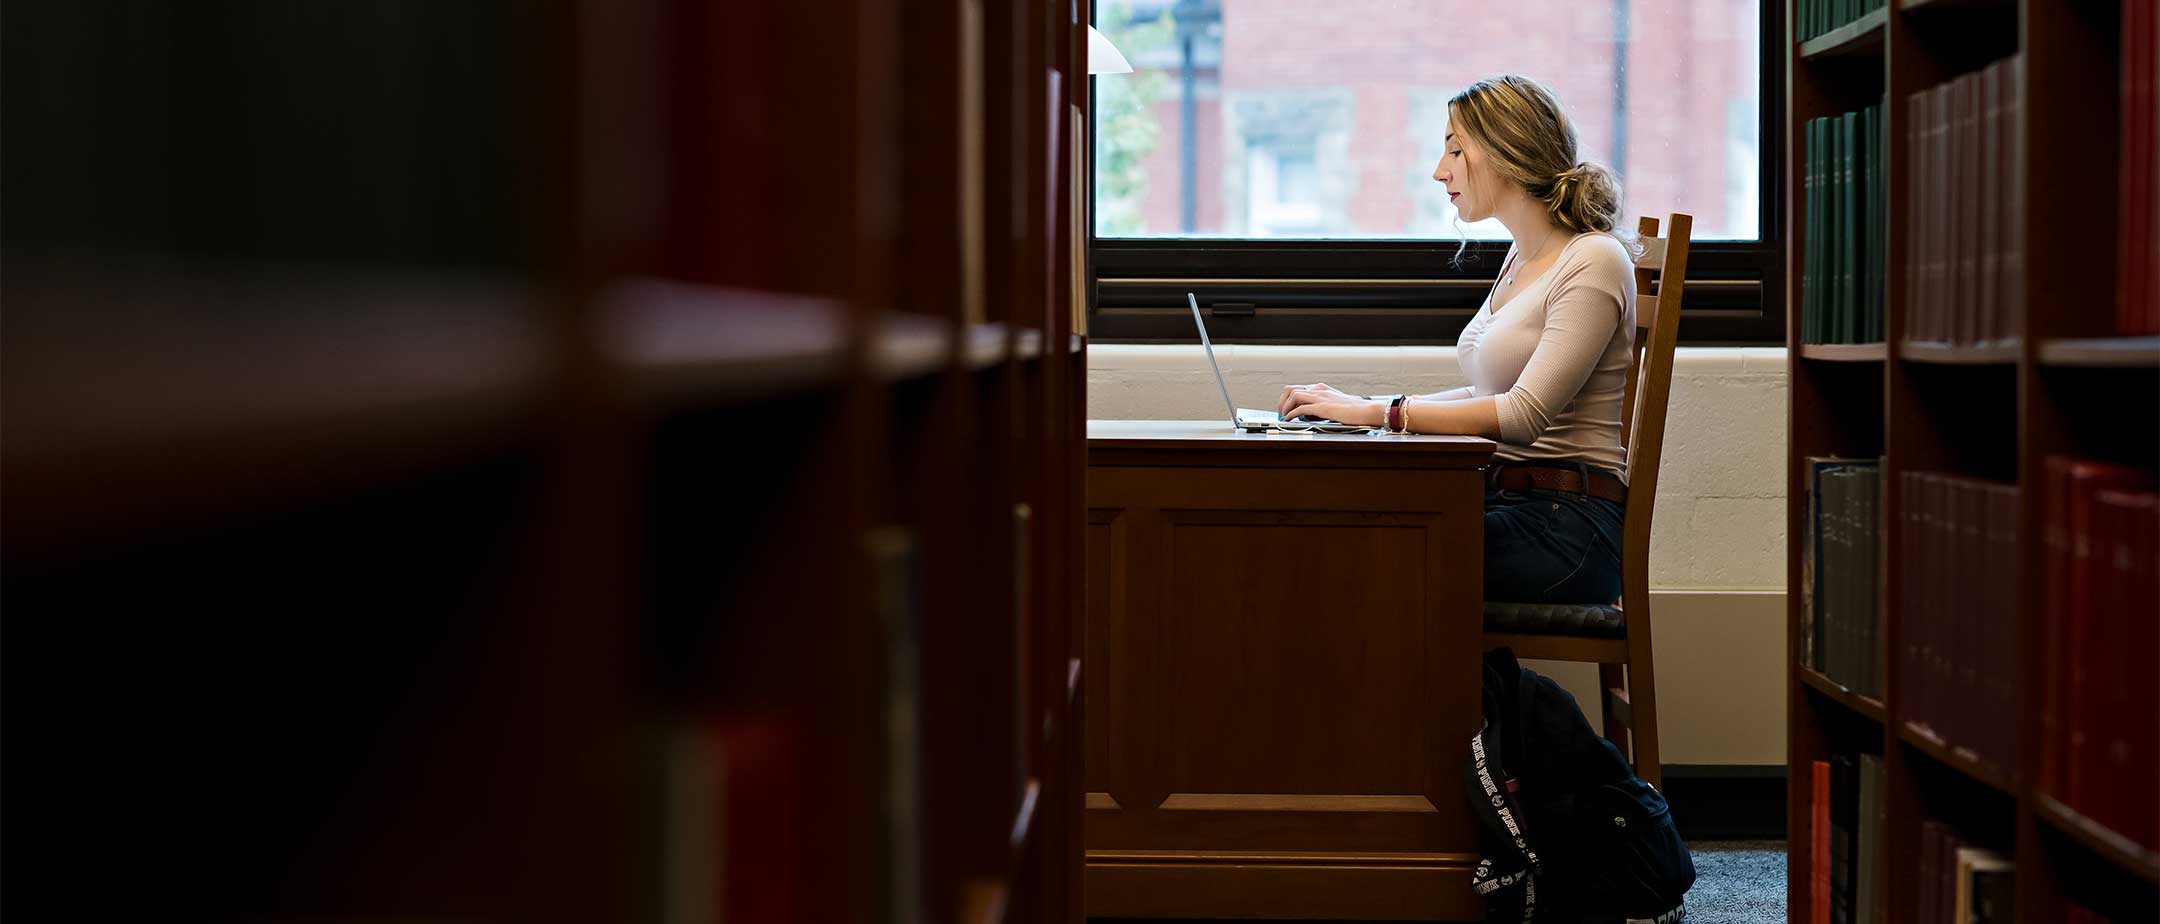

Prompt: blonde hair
[{"left": 1447, "top": 75, "right": 1627, "bottom": 239}]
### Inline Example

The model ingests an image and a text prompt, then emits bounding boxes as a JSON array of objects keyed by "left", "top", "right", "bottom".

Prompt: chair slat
[{"left": 1635, "top": 292, "right": 1659, "bottom": 333}]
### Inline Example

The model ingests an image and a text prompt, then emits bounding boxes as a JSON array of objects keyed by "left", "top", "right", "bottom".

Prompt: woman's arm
[
  {"left": 1401, "top": 393, "right": 1503, "bottom": 438},
  {"left": 1417, "top": 386, "right": 1475, "bottom": 402},
  {"left": 1275, "top": 389, "right": 1502, "bottom": 437}
]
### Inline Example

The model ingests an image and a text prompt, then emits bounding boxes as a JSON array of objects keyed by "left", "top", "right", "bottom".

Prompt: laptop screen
[{"left": 1187, "top": 293, "right": 1240, "bottom": 426}]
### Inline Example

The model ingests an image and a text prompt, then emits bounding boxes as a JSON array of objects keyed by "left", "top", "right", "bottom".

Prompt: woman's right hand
[{"left": 1278, "top": 382, "right": 1359, "bottom": 418}]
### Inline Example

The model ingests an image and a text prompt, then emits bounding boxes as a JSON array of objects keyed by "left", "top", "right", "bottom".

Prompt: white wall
[{"left": 1087, "top": 344, "right": 1791, "bottom": 765}]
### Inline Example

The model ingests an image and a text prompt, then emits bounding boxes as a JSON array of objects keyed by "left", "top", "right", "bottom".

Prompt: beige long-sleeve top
[{"left": 1455, "top": 230, "right": 1637, "bottom": 480}]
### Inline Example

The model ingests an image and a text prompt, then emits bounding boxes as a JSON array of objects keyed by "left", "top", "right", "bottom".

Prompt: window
[{"left": 1090, "top": 0, "right": 1782, "bottom": 343}]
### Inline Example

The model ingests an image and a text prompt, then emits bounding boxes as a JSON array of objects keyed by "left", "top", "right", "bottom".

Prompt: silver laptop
[{"left": 1187, "top": 292, "right": 1373, "bottom": 433}]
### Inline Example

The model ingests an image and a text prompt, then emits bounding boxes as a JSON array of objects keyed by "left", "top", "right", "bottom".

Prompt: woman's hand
[
  {"left": 1279, "top": 383, "right": 1386, "bottom": 426},
  {"left": 1277, "top": 382, "right": 1356, "bottom": 415}
]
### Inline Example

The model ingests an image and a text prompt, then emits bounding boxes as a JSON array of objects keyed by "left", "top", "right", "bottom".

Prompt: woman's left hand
[{"left": 1280, "top": 388, "right": 1386, "bottom": 427}]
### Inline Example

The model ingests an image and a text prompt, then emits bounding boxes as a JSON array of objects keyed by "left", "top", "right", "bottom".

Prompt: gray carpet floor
[
  {"left": 1684, "top": 840, "right": 1786, "bottom": 924},
  {"left": 1094, "top": 840, "right": 1788, "bottom": 923}
]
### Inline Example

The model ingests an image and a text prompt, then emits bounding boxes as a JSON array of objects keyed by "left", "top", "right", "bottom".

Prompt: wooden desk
[{"left": 1083, "top": 420, "right": 1498, "bottom": 920}]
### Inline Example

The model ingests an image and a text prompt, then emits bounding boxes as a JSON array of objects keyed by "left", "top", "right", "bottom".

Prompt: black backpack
[{"left": 1463, "top": 646, "right": 1695, "bottom": 924}]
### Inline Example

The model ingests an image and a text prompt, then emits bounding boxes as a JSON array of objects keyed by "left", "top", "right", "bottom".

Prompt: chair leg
[
  {"left": 1599, "top": 662, "right": 1630, "bottom": 760},
  {"left": 1628, "top": 657, "right": 1663, "bottom": 792}
]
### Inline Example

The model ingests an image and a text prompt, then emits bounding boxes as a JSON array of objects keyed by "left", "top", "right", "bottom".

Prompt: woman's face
[{"left": 1432, "top": 124, "right": 1496, "bottom": 222}]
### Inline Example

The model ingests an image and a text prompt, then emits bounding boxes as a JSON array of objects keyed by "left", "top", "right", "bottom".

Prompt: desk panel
[{"left": 1085, "top": 422, "right": 1494, "bottom": 919}]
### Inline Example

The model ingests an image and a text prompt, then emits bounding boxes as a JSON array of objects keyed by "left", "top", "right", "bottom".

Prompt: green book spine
[
  {"left": 1831, "top": 115, "right": 1848, "bottom": 345},
  {"left": 1861, "top": 104, "right": 1875, "bottom": 343},
  {"left": 1843, "top": 109, "right": 1861, "bottom": 344},
  {"left": 1803, "top": 117, "right": 1815, "bottom": 343},
  {"left": 1806, "top": 118, "right": 1822, "bottom": 344}
]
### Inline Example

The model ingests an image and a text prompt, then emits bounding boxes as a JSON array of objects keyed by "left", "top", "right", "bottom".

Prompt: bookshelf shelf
[
  {"left": 3, "top": 263, "right": 550, "bottom": 551},
  {"left": 1899, "top": 0, "right": 2013, "bottom": 12},
  {"left": 1897, "top": 721, "right": 2016, "bottom": 795},
  {"left": 2035, "top": 795, "right": 2160, "bottom": 885},
  {"left": 2037, "top": 335, "right": 2160, "bottom": 367},
  {"left": 1800, "top": 7, "right": 1890, "bottom": 59},
  {"left": 1798, "top": 666, "right": 1887, "bottom": 722},
  {"left": 968, "top": 322, "right": 1013, "bottom": 369},
  {"left": 1896, "top": 340, "right": 2023, "bottom": 365},
  {"left": 1799, "top": 342, "right": 1889, "bottom": 362}
]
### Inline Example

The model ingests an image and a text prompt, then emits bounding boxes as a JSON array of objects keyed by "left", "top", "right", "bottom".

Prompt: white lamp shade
[{"left": 1087, "top": 25, "right": 1133, "bottom": 75}]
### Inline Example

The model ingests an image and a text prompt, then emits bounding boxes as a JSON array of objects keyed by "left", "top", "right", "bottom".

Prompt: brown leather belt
[{"left": 1488, "top": 462, "right": 1629, "bottom": 504}]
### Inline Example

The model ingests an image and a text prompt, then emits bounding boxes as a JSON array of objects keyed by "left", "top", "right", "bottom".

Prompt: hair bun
[{"left": 1544, "top": 160, "right": 1622, "bottom": 234}]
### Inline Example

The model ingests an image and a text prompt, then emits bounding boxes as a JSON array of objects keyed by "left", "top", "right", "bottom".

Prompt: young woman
[{"left": 1276, "top": 74, "right": 1639, "bottom": 606}]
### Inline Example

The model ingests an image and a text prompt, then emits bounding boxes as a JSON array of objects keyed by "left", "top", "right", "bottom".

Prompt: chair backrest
[{"left": 1616, "top": 213, "right": 1693, "bottom": 611}]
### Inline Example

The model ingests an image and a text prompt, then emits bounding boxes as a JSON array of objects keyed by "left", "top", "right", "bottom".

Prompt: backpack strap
[{"left": 1464, "top": 721, "right": 1541, "bottom": 894}]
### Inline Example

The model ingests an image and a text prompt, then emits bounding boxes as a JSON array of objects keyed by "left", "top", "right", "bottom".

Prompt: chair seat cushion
[{"left": 1483, "top": 601, "right": 1627, "bottom": 638}]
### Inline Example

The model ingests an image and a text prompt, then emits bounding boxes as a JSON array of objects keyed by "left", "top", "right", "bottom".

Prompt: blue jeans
[{"left": 1484, "top": 483, "right": 1626, "bottom": 604}]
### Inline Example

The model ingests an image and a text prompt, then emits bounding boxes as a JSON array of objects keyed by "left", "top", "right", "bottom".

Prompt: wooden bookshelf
[
  {"left": 1800, "top": 666, "right": 1889, "bottom": 722},
  {"left": 1897, "top": 340, "right": 2023, "bottom": 365},
  {"left": 0, "top": 1, "right": 1090, "bottom": 921},
  {"left": 1900, "top": 0, "right": 2015, "bottom": 12},
  {"left": 1787, "top": 0, "right": 2160, "bottom": 921},
  {"left": 1800, "top": 342, "right": 1890, "bottom": 362},
  {"left": 1801, "top": 6, "right": 1890, "bottom": 58},
  {"left": 1898, "top": 721, "right": 2017, "bottom": 795},
  {"left": 2035, "top": 796, "right": 2160, "bottom": 886},
  {"left": 2037, "top": 335, "right": 2160, "bottom": 367}
]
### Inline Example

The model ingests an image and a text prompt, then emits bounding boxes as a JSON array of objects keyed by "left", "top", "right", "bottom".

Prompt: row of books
[
  {"left": 1797, "top": 0, "right": 1884, "bottom": 42},
  {"left": 1801, "top": 458, "right": 1882, "bottom": 697},
  {"left": 1801, "top": 105, "right": 1886, "bottom": 345},
  {"left": 2057, "top": 898, "right": 2129, "bottom": 924},
  {"left": 2118, "top": 0, "right": 2160, "bottom": 335},
  {"left": 1807, "top": 754, "right": 1885, "bottom": 924},
  {"left": 1918, "top": 821, "right": 2015, "bottom": 924},
  {"left": 1905, "top": 57, "right": 2025, "bottom": 348},
  {"left": 1898, "top": 471, "right": 2020, "bottom": 779},
  {"left": 2040, "top": 458, "right": 2159, "bottom": 853},
  {"left": 633, "top": 529, "right": 930, "bottom": 924}
]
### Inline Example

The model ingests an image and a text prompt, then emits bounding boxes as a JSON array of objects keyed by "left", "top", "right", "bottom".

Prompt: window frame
[{"left": 1085, "top": 0, "right": 1787, "bottom": 346}]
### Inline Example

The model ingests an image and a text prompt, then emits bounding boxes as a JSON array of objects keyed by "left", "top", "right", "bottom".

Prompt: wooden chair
[{"left": 1483, "top": 213, "right": 1694, "bottom": 791}]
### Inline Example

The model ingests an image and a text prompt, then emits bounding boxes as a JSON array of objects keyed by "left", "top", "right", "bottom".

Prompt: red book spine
[
  {"left": 2062, "top": 461, "right": 2156, "bottom": 818},
  {"left": 1944, "top": 84, "right": 1961, "bottom": 345},
  {"left": 1902, "top": 470, "right": 1919, "bottom": 718},
  {"left": 2129, "top": 491, "right": 2160, "bottom": 851},
  {"left": 1944, "top": 472, "right": 1961, "bottom": 738},
  {"left": 2042, "top": 457, "right": 2073, "bottom": 799},
  {"left": 1979, "top": 63, "right": 2002, "bottom": 345},
  {"left": 1957, "top": 74, "right": 1981, "bottom": 346},
  {"left": 2149, "top": 5, "right": 2160, "bottom": 335},
  {"left": 1992, "top": 484, "right": 2017, "bottom": 772},
  {"left": 2096, "top": 491, "right": 2131, "bottom": 837},
  {"left": 1813, "top": 760, "right": 1832, "bottom": 924},
  {"left": 714, "top": 712, "right": 805, "bottom": 924},
  {"left": 1926, "top": 472, "right": 1944, "bottom": 734},
  {"left": 2067, "top": 470, "right": 2099, "bottom": 814},
  {"left": 2131, "top": 0, "right": 2156, "bottom": 334},
  {"left": 1995, "top": 62, "right": 2013, "bottom": 343},
  {"left": 2122, "top": 0, "right": 2142, "bottom": 335},
  {"left": 1960, "top": 478, "right": 1983, "bottom": 759}
]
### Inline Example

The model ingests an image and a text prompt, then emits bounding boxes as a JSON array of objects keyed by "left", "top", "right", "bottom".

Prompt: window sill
[{"left": 1086, "top": 343, "right": 1789, "bottom": 376}]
